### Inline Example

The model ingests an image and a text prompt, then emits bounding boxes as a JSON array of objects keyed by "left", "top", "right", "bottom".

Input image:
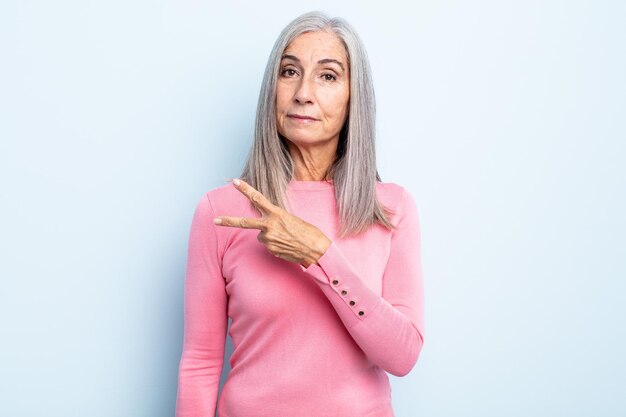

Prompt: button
[
  {"left": 358, "top": 311, "right": 365, "bottom": 316},
  {"left": 349, "top": 300, "right": 355, "bottom": 306},
  {"left": 341, "top": 290, "right": 347, "bottom": 296},
  {"left": 332, "top": 279, "right": 339, "bottom": 285}
]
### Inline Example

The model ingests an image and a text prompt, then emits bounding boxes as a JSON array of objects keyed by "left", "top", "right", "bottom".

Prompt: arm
[
  {"left": 300, "top": 187, "right": 425, "bottom": 377},
  {"left": 176, "top": 194, "right": 228, "bottom": 417}
]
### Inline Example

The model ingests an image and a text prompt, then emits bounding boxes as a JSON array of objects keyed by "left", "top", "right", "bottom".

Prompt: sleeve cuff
[{"left": 299, "top": 241, "right": 382, "bottom": 322}]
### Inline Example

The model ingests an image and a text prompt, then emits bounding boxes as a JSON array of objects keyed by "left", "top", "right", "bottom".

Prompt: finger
[
  {"left": 232, "top": 179, "right": 278, "bottom": 214},
  {"left": 214, "top": 216, "right": 265, "bottom": 230}
]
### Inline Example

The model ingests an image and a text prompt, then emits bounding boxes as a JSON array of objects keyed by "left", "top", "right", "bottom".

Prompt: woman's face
[{"left": 276, "top": 31, "right": 350, "bottom": 148}]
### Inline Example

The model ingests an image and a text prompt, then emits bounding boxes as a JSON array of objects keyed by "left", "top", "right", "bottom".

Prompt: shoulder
[
  {"left": 202, "top": 182, "right": 254, "bottom": 217},
  {"left": 376, "top": 181, "right": 419, "bottom": 224},
  {"left": 189, "top": 183, "right": 253, "bottom": 247},
  {"left": 376, "top": 181, "right": 415, "bottom": 207}
]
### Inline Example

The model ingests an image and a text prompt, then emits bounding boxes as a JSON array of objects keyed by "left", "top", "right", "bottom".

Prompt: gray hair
[{"left": 238, "top": 10, "right": 396, "bottom": 238}]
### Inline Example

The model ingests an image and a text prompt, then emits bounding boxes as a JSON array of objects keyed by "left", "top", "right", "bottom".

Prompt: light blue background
[{"left": 1, "top": 1, "right": 624, "bottom": 416}]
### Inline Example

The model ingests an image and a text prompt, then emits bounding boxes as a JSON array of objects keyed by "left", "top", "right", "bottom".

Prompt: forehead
[{"left": 283, "top": 31, "right": 347, "bottom": 62}]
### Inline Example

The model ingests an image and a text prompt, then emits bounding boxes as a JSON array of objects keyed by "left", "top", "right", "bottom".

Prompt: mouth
[{"left": 288, "top": 114, "right": 318, "bottom": 121}]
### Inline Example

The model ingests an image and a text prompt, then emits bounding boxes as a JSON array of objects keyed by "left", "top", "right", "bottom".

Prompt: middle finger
[{"left": 214, "top": 216, "right": 265, "bottom": 230}]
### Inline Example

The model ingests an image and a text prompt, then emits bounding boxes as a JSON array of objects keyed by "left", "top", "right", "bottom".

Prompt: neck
[{"left": 286, "top": 139, "right": 338, "bottom": 181}]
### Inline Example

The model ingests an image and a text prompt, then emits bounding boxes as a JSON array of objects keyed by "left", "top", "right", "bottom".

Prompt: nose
[{"left": 293, "top": 77, "right": 314, "bottom": 104}]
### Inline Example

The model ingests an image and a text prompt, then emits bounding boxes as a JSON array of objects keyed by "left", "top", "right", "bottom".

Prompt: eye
[
  {"left": 322, "top": 73, "right": 337, "bottom": 81},
  {"left": 281, "top": 68, "right": 298, "bottom": 77}
]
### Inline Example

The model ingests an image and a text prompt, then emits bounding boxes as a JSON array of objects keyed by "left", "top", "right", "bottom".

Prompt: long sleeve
[
  {"left": 300, "top": 187, "right": 425, "bottom": 377},
  {"left": 176, "top": 194, "right": 228, "bottom": 417}
]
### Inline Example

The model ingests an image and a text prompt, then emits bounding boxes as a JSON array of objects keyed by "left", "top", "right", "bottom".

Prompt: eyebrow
[{"left": 281, "top": 54, "right": 345, "bottom": 72}]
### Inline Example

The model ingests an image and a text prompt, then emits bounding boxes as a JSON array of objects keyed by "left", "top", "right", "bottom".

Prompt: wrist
[{"left": 310, "top": 236, "right": 331, "bottom": 266}]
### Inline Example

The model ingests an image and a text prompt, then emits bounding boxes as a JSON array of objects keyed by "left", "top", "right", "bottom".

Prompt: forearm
[
  {"left": 314, "top": 270, "right": 423, "bottom": 376},
  {"left": 300, "top": 187, "right": 425, "bottom": 377},
  {"left": 301, "top": 240, "right": 424, "bottom": 377}
]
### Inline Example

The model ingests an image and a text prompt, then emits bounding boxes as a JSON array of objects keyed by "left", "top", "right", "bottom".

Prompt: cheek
[
  {"left": 334, "top": 93, "right": 350, "bottom": 120},
  {"left": 275, "top": 86, "right": 288, "bottom": 111},
  {"left": 275, "top": 94, "right": 284, "bottom": 111},
  {"left": 321, "top": 91, "right": 348, "bottom": 117}
]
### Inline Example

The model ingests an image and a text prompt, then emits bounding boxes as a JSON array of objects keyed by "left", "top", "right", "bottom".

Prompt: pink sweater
[{"left": 175, "top": 179, "right": 425, "bottom": 417}]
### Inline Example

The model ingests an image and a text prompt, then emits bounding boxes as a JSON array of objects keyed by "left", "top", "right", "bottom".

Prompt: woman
[{"left": 176, "top": 11, "right": 425, "bottom": 417}]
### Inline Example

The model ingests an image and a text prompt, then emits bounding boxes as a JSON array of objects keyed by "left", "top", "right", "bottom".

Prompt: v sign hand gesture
[{"left": 213, "top": 178, "right": 332, "bottom": 268}]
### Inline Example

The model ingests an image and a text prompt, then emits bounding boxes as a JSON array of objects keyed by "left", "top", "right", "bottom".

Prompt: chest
[{"left": 220, "top": 223, "right": 391, "bottom": 321}]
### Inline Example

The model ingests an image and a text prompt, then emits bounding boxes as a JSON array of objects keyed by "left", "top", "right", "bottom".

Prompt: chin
[{"left": 283, "top": 133, "right": 325, "bottom": 144}]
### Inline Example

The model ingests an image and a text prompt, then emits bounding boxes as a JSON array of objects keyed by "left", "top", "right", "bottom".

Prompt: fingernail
[
  {"left": 233, "top": 178, "right": 241, "bottom": 186},
  {"left": 213, "top": 218, "right": 222, "bottom": 224}
]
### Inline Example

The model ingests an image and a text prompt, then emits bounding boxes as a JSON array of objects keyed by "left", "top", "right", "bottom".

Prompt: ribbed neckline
[{"left": 287, "top": 179, "right": 334, "bottom": 190}]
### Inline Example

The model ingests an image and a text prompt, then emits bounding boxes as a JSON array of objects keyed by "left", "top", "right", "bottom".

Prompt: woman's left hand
[{"left": 213, "top": 179, "right": 332, "bottom": 268}]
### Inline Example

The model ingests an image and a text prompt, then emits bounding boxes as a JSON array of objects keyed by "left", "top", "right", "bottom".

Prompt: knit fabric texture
[{"left": 175, "top": 179, "right": 425, "bottom": 417}]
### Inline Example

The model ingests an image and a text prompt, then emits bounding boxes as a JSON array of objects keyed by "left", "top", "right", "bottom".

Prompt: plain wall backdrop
[{"left": 1, "top": 1, "right": 624, "bottom": 416}]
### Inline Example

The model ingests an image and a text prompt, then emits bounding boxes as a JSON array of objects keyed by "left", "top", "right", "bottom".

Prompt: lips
[{"left": 288, "top": 114, "right": 317, "bottom": 120}]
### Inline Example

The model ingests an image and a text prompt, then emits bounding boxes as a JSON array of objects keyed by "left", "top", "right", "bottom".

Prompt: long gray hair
[{"left": 238, "top": 11, "right": 396, "bottom": 238}]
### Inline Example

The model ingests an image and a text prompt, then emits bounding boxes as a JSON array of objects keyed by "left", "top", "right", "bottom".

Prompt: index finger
[
  {"left": 231, "top": 178, "right": 278, "bottom": 214},
  {"left": 214, "top": 216, "right": 265, "bottom": 230}
]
